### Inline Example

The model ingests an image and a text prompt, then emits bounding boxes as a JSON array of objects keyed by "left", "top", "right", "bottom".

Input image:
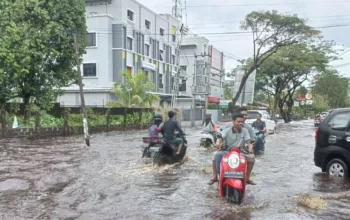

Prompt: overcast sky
[{"left": 138, "top": 0, "right": 350, "bottom": 77}]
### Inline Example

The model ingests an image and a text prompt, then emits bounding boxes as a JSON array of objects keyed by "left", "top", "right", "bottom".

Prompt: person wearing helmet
[
  {"left": 148, "top": 112, "right": 163, "bottom": 138},
  {"left": 203, "top": 113, "right": 217, "bottom": 134}
]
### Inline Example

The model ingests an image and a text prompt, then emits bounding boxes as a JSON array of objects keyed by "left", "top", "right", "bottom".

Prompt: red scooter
[{"left": 218, "top": 146, "right": 248, "bottom": 204}]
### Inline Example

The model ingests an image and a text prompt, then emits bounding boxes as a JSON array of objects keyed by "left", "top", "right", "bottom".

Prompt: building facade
[
  {"left": 58, "top": 0, "right": 180, "bottom": 107},
  {"left": 179, "top": 36, "right": 224, "bottom": 107}
]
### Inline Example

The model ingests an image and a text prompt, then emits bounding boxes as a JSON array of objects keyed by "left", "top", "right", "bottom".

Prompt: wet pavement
[{"left": 1, "top": 120, "right": 350, "bottom": 219}]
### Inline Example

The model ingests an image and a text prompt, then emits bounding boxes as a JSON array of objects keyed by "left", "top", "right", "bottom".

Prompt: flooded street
[{"left": 1, "top": 120, "right": 350, "bottom": 219}]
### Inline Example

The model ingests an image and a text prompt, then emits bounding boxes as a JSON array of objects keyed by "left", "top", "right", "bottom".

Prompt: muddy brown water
[{"left": 1, "top": 121, "right": 350, "bottom": 220}]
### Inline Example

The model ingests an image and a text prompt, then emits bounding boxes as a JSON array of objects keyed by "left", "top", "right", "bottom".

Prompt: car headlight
[{"left": 227, "top": 154, "right": 240, "bottom": 169}]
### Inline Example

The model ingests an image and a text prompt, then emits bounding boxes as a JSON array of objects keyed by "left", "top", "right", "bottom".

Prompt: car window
[
  {"left": 247, "top": 112, "right": 259, "bottom": 119},
  {"left": 328, "top": 113, "right": 350, "bottom": 131}
]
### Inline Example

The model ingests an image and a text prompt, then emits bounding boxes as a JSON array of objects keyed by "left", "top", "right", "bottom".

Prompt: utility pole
[
  {"left": 73, "top": 34, "right": 90, "bottom": 147},
  {"left": 191, "top": 52, "right": 211, "bottom": 127}
]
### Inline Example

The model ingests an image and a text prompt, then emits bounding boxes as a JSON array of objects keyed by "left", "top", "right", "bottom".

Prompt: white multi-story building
[
  {"left": 179, "top": 35, "right": 224, "bottom": 107},
  {"left": 58, "top": 0, "right": 181, "bottom": 107}
]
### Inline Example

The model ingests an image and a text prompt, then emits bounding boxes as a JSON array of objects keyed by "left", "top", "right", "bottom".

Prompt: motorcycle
[
  {"left": 218, "top": 144, "right": 248, "bottom": 204},
  {"left": 141, "top": 136, "right": 163, "bottom": 158},
  {"left": 200, "top": 132, "right": 216, "bottom": 148},
  {"left": 253, "top": 128, "right": 265, "bottom": 153},
  {"left": 153, "top": 133, "right": 187, "bottom": 166}
]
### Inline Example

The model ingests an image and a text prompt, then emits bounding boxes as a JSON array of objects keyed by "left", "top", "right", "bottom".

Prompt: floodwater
[{"left": 1, "top": 120, "right": 350, "bottom": 219}]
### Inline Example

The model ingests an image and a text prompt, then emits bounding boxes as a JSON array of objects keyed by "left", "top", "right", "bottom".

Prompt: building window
[
  {"left": 179, "top": 79, "right": 186, "bottom": 92},
  {"left": 145, "top": 44, "right": 150, "bottom": 56},
  {"left": 172, "top": 35, "right": 176, "bottom": 42},
  {"left": 86, "top": 33, "right": 96, "bottom": 47},
  {"left": 159, "top": 74, "right": 164, "bottom": 89},
  {"left": 159, "top": 50, "right": 164, "bottom": 61},
  {"left": 172, "top": 55, "right": 176, "bottom": 64},
  {"left": 160, "top": 28, "right": 164, "bottom": 36},
  {"left": 145, "top": 20, "right": 151, "bottom": 30},
  {"left": 127, "top": 10, "right": 134, "bottom": 21},
  {"left": 83, "top": 63, "right": 97, "bottom": 77},
  {"left": 127, "top": 37, "right": 133, "bottom": 50},
  {"left": 180, "top": 65, "right": 187, "bottom": 73}
]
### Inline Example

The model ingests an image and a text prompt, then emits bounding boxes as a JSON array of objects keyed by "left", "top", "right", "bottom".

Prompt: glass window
[
  {"left": 86, "top": 33, "right": 96, "bottom": 47},
  {"left": 127, "top": 10, "right": 134, "bottom": 21},
  {"left": 83, "top": 63, "right": 97, "bottom": 77},
  {"left": 329, "top": 113, "right": 350, "bottom": 131},
  {"left": 127, "top": 37, "right": 133, "bottom": 50}
]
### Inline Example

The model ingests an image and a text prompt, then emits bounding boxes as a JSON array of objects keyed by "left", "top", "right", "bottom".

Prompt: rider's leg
[
  {"left": 209, "top": 151, "right": 227, "bottom": 185},
  {"left": 245, "top": 154, "right": 256, "bottom": 185},
  {"left": 215, "top": 151, "right": 228, "bottom": 175},
  {"left": 176, "top": 138, "right": 184, "bottom": 154}
]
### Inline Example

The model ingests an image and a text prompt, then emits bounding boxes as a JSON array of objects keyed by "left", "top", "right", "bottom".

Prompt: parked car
[
  {"left": 245, "top": 110, "right": 276, "bottom": 134},
  {"left": 314, "top": 108, "right": 350, "bottom": 177}
]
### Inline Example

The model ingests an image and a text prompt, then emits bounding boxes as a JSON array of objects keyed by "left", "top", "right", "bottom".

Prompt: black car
[{"left": 314, "top": 108, "right": 350, "bottom": 177}]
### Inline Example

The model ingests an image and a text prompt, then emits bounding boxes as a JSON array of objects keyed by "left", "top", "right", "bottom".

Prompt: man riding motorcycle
[
  {"left": 251, "top": 113, "right": 266, "bottom": 153},
  {"left": 208, "top": 113, "right": 256, "bottom": 185},
  {"left": 159, "top": 111, "right": 185, "bottom": 155},
  {"left": 224, "top": 107, "right": 256, "bottom": 141}
]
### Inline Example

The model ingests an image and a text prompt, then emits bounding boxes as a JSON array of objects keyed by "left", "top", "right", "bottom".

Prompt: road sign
[{"left": 305, "top": 93, "right": 313, "bottom": 100}]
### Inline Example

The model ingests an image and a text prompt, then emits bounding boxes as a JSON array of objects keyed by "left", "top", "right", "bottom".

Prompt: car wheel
[{"left": 326, "top": 158, "right": 349, "bottom": 177}]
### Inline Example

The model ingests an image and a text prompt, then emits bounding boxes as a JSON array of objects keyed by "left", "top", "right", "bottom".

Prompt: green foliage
[
  {"left": 255, "top": 42, "right": 332, "bottom": 122},
  {"left": 109, "top": 71, "right": 160, "bottom": 108},
  {"left": 312, "top": 69, "right": 349, "bottom": 108},
  {"left": 229, "top": 10, "right": 321, "bottom": 105},
  {"left": 222, "top": 82, "right": 233, "bottom": 100},
  {"left": 0, "top": 0, "right": 87, "bottom": 109}
]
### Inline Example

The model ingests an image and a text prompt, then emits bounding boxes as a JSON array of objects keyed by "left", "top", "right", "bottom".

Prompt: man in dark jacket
[{"left": 161, "top": 111, "right": 185, "bottom": 155}]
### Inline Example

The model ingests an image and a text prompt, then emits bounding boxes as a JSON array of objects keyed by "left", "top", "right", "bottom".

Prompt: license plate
[{"left": 224, "top": 171, "right": 244, "bottom": 178}]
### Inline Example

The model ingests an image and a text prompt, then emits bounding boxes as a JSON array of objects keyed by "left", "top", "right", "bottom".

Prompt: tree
[
  {"left": 228, "top": 10, "right": 320, "bottom": 109},
  {"left": 296, "top": 86, "right": 308, "bottom": 97},
  {"left": 109, "top": 72, "right": 160, "bottom": 107},
  {"left": 312, "top": 69, "right": 349, "bottom": 108},
  {"left": 256, "top": 42, "right": 332, "bottom": 122},
  {"left": 223, "top": 82, "right": 233, "bottom": 100},
  {"left": 0, "top": 0, "right": 87, "bottom": 124}
]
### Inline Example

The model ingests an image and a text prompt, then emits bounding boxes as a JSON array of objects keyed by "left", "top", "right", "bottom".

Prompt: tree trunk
[
  {"left": 232, "top": 72, "right": 250, "bottom": 106},
  {"left": 278, "top": 99, "right": 289, "bottom": 123},
  {"left": 23, "top": 96, "right": 30, "bottom": 125},
  {"left": 1, "top": 104, "right": 6, "bottom": 138}
]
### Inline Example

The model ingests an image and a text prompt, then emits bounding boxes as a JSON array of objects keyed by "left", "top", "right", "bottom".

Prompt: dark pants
[{"left": 167, "top": 138, "right": 183, "bottom": 146}]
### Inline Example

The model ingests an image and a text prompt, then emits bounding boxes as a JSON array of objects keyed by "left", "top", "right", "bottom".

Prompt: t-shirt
[
  {"left": 224, "top": 122, "right": 256, "bottom": 140},
  {"left": 252, "top": 120, "right": 266, "bottom": 131},
  {"left": 220, "top": 127, "right": 251, "bottom": 152}
]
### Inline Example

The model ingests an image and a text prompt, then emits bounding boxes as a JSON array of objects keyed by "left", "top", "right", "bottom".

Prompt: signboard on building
[
  {"left": 142, "top": 61, "right": 156, "bottom": 71},
  {"left": 233, "top": 70, "right": 256, "bottom": 105},
  {"left": 209, "top": 45, "right": 224, "bottom": 71},
  {"left": 219, "top": 99, "right": 230, "bottom": 108}
]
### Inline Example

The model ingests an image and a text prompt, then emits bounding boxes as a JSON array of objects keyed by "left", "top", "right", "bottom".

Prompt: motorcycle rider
[
  {"left": 160, "top": 111, "right": 185, "bottom": 155},
  {"left": 149, "top": 112, "right": 163, "bottom": 138},
  {"left": 203, "top": 113, "right": 217, "bottom": 133},
  {"left": 208, "top": 113, "right": 256, "bottom": 185},
  {"left": 224, "top": 107, "right": 256, "bottom": 141},
  {"left": 251, "top": 113, "right": 266, "bottom": 153}
]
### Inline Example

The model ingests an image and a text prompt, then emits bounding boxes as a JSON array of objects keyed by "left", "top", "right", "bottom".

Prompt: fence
[
  {"left": 0, "top": 105, "right": 206, "bottom": 139},
  {"left": 0, "top": 106, "right": 153, "bottom": 138}
]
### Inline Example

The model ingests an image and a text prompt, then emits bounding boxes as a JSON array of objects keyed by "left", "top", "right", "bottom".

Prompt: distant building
[
  {"left": 58, "top": 0, "right": 181, "bottom": 107},
  {"left": 179, "top": 36, "right": 224, "bottom": 108}
]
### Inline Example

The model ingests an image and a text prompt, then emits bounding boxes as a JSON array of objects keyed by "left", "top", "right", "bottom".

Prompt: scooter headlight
[{"left": 227, "top": 154, "right": 240, "bottom": 169}]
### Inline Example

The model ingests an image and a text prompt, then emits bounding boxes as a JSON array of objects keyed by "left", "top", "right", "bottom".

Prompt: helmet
[{"left": 153, "top": 112, "right": 162, "bottom": 121}]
